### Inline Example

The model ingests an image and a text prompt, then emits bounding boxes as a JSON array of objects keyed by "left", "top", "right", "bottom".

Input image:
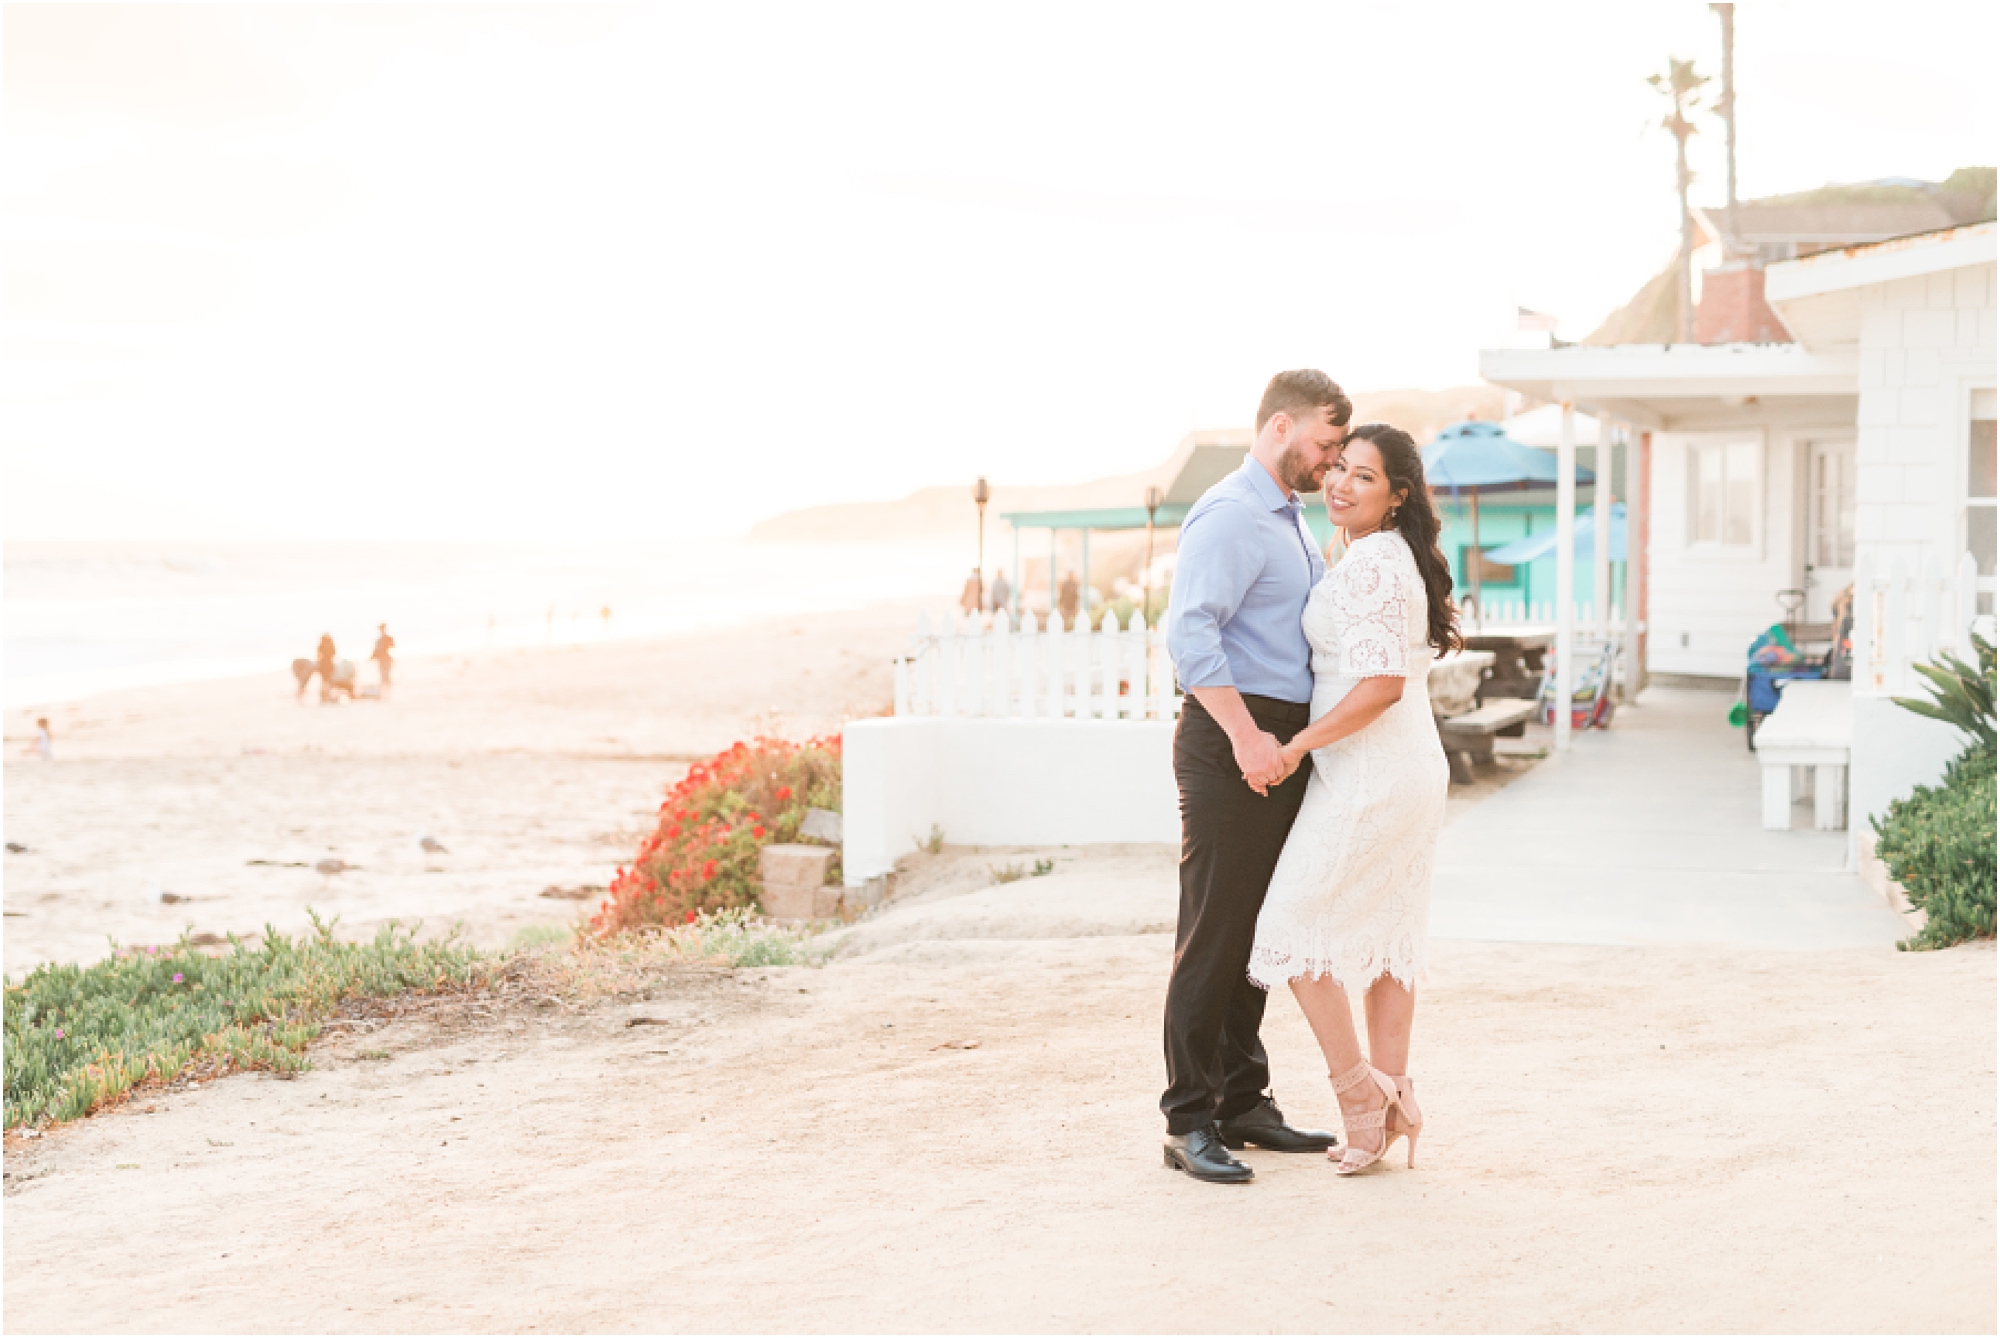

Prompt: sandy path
[
  {"left": 3, "top": 601, "right": 925, "bottom": 974},
  {"left": 5, "top": 879, "right": 1992, "bottom": 1333}
]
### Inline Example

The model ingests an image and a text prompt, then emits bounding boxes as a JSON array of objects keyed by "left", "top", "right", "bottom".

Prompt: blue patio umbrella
[
  {"left": 1483, "top": 503, "right": 1627, "bottom": 565},
  {"left": 1421, "top": 421, "right": 1595, "bottom": 612}
]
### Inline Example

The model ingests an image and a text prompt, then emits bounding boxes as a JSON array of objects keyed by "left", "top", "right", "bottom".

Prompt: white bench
[{"left": 1753, "top": 680, "right": 1852, "bottom": 831}]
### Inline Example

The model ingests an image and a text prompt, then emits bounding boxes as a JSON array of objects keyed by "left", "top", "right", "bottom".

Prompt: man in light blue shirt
[
  {"left": 1159, "top": 369, "right": 1350, "bottom": 1183},
  {"left": 1167, "top": 456, "right": 1325, "bottom": 706}
]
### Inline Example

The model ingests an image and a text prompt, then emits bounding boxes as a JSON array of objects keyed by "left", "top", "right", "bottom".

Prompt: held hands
[
  {"left": 1275, "top": 741, "right": 1306, "bottom": 785},
  {"left": 1233, "top": 728, "right": 1294, "bottom": 796}
]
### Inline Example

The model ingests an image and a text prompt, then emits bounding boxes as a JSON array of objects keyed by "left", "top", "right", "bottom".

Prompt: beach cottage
[{"left": 1480, "top": 218, "right": 1995, "bottom": 857}]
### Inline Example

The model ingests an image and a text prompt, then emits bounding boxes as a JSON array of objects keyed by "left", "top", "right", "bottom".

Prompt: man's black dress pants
[{"left": 1160, "top": 692, "right": 1312, "bottom": 1135}]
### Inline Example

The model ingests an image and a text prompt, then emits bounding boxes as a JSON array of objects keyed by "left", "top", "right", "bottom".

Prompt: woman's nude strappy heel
[
  {"left": 1383, "top": 1073, "right": 1422, "bottom": 1169},
  {"left": 1328, "top": 1059, "right": 1404, "bottom": 1176}
]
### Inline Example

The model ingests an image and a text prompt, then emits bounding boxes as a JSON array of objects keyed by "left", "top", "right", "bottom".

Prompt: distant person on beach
[
  {"left": 988, "top": 570, "right": 1012, "bottom": 615},
  {"left": 315, "top": 634, "right": 351, "bottom": 703},
  {"left": 959, "top": 569, "right": 983, "bottom": 617},
  {"left": 24, "top": 717, "right": 53, "bottom": 761},
  {"left": 371, "top": 624, "right": 396, "bottom": 696},
  {"left": 292, "top": 657, "right": 317, "bottom": 700},
  {"left": 1057, "top": 571, "right": 1080, "bottom": 629}
]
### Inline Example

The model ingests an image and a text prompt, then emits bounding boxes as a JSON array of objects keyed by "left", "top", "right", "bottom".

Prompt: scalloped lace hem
[{"left": 1246, "top": 941, "right": 1425, "bottom": 994}]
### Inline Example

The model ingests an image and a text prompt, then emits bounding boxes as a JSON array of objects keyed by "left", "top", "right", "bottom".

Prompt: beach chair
[{"left": 1536, "top": 639, "right": 1615, "bottom": 731}]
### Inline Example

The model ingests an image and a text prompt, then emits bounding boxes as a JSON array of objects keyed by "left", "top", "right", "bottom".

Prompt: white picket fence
[
  {"left": 1854, "top": 549, "right": 1994, "bottom": 696},
  {"left": 894, "top": 610, "right": 1179, "bottom": 720},
  {"left": 1464, "top": 597, "right": 1623, "bottom": 630}
]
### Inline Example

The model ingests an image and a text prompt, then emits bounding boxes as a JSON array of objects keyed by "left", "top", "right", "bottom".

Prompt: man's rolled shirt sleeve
[{"left": 1167, "top": 502, "right": 1263, "bottom": 691}]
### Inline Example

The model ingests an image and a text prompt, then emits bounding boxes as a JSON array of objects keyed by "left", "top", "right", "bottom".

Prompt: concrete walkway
[{"left": 1432, "top": 687, "right": 1909, "bottom": 950}]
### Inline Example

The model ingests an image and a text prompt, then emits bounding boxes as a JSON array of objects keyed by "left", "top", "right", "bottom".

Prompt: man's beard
[{"left": 1276, "top": 443, "right": 1326, "bottom": 494}]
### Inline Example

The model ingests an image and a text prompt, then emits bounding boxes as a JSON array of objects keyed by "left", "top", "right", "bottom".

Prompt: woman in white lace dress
[{"left": 1247, "top": 423, "right": 1460, "bottom": 1176}]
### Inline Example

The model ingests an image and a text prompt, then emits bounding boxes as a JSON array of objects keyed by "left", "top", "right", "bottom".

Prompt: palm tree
[{"left": 1648, "top": 57, "right": 1709, "bottom": 342}]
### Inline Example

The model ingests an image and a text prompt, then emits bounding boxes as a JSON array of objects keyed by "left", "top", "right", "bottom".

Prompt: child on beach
[{"left": 24, "top": 717, "right": 53, "bottom": 761}]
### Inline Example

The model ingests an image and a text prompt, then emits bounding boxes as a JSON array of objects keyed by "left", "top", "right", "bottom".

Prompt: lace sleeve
[{"left": 1333, "top": 536, "right": 1410, "bottom": 679}]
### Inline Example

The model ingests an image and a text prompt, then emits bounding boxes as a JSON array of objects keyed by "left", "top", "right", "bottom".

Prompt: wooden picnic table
[{"left": 1462, "top": 627, "right": 1552, "bottom": 706}]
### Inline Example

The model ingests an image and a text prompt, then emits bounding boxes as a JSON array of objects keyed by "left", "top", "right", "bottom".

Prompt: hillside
[{"left": 749, "top": 385, "right": 1509, "bottom": 545}]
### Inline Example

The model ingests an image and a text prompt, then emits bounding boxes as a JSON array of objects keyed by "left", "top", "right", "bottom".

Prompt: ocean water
[{"left": 3, "top": 539, "right": 964, "bottom": 709}]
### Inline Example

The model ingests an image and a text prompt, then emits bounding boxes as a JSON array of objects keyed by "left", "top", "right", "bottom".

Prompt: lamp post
[
  {"left": 1142, "top": 485, "right": 1164, "bottom": 627},
  {"left": 972, "top": 477, "right": 991, "bottom": 611}
]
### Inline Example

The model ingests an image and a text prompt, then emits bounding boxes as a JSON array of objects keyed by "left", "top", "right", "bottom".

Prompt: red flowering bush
[{"left": 589, "top": 734, "right": 842, "bottom": 935}]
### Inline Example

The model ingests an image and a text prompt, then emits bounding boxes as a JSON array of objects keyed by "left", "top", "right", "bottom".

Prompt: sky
[{"left": 4, "top": 1, "right": 1995, "bottom": 543}]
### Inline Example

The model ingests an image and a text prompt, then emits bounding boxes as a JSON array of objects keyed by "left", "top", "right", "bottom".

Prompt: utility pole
[{"left": 1711, "top": 4, "right": 1740, "bottom": 250}]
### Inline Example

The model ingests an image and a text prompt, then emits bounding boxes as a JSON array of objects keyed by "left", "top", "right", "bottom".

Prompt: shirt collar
[{"left": 1240, "top": 456, "right": 1301, "bottom": 513}]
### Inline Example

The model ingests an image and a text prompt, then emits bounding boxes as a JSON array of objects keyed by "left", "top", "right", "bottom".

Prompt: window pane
[
  {"left": 1724, "top": 440, "right": 1757, "bottom": 546},
  {"left": 1838, "top": 451, "right": 1856, "bottom": 565},
  {"left": 1813, "top": 455, "right": 1833, "bottom": 566},
  {"left": 1814, "top": 449, "right": 1856, "bottom": 567},
  {"left": 1694, "top": 446, "right": 1721, "bottom": 543},
  {"left": 1970, "top": 505, "right": 1996, "bottom": 578},
  {"left": 1970, "top": 419, "right": 1997, "bottom": 500}
]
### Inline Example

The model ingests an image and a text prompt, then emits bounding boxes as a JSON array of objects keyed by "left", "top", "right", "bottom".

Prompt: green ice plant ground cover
[
  {"left": 4, "top": 908, "right": 830, "bottom": 1131},
  {"left": 4, "top": 914, "right": 485, "bottom": 1129}
]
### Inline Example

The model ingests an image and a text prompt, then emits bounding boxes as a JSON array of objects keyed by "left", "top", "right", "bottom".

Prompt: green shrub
[
  {"left": 1875, "top": 742, "right": 1997, "bottom": 951},
  {"left": 3, "top": 915, "right": 485, "bottom": 1129},
  {"left": 1876, "top": 635, "right": 1998, "bottom": 950},
  {"left": 1892, "top": 633, "right": 1996, "bottom": 751}
]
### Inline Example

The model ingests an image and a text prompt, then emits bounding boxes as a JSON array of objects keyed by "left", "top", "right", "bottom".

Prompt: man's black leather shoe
[
  {"left": 1216, "top": 1097, "right": 1338, "bottom": 1153},
  {"left": 1162, "top": 1124, "right": 1254, "bottom": 1183}
]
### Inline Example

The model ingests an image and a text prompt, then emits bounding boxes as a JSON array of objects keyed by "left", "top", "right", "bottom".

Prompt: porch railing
[
  {"left": 893, "top": 610, "right": 1178, "bottom": 720},
  {"left": 1853, "top": 549, "right": 1994, "bottom": 696},
  {"left": 1463, "top": 597, "right": 1624, "bottom": 630}
]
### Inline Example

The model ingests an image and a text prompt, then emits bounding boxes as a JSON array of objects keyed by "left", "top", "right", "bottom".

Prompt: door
[{"left": 1804, "top": 438, "right": 1855, "bottom": 623}]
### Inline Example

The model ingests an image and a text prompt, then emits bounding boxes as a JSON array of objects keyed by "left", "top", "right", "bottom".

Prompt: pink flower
[
  {"left": 172, "top": 973, "right": 185, "bottom": 983},
  {"left": 53, "top": 1028, "right": 64, "bottom": 1039}
]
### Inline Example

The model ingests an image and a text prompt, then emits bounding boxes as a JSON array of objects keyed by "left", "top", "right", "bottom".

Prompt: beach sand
[
  {"left": 4, "top": 604, "right": 1993, "bottom": 1332},
  {"left": 3, "top": 599, "right": 923, "bottom": 975},
  {"left": 3, "top": 873, "right": 1991, "bottom": 1333}
]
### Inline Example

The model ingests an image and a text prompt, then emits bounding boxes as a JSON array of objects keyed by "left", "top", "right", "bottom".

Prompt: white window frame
[
  {"left": 1959, "top": 380, "right": 1998, "bottom": 601},
  {"left": 1680, "top": 430, "right": 1765, "bottom": 558}
]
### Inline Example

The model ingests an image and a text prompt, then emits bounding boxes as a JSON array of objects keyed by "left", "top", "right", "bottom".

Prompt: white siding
[
  {"left": 1854, "top": 262, "right": 1996, "bottom": 578},
  {"left": 1646, "top": 422, "right": 1805, "bottom": 676},
  {"left": 1847, "top": 259, "right": 1995, "bottom": 847}
]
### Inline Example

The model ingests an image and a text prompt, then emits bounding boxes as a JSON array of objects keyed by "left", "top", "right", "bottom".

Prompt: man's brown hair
[{"left": 1255, "top": 369, "right": 1353, "bottom": 433}]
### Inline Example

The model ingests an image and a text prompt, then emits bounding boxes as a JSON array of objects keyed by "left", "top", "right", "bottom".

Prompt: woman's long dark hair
[{"left": 1342, "top": 422, "right": 1463, "bottom": 654}]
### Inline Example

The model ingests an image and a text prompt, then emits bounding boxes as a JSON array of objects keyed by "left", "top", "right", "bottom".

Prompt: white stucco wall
[{"left": 842, "top": 717, "right": 1178, "bottom": 884}]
